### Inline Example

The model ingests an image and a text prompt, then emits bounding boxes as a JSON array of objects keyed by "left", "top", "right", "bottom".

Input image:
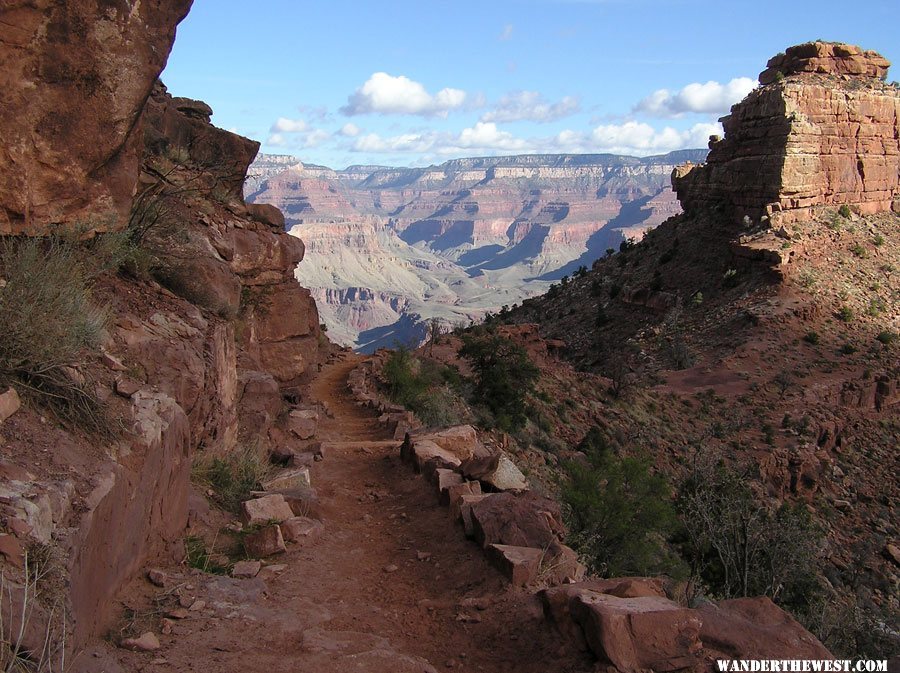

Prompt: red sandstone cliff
[{"left": 674, "top": 42, "right": 900, "bottom": 224}]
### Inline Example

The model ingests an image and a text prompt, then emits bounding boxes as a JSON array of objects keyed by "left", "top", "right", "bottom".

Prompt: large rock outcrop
[
  {"left": 0, "top": 0, "right": 193, "bottom": 235},
  {"left": 674, "top": 42, "right": 900, "bottom": 224}
]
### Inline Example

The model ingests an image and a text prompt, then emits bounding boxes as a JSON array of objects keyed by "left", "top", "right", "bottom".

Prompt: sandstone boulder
[
  {"left": 240, "top": 494, "right": 295, "bottom": 526},
  {"left": 697, "top": 596, "right": 832, "bottom": 658},
  {"left": 0, "top": 387, "right": 20, "bottom": 423},
  {"left": 262, "top": 468, "right": 311, "bottom": 492},
  {"left": 120, "top": 631, "right": 161, "bottom": 652},
  {"left": 486, "top": 544, "right": 544, "bottom": 586},
  {"left": 469, "top": 491, "right": 565, "bottom": 550},
  {"left": 281, "top": 517, "right": 324, "bottom": 545},
  {"left": 288, "top": 409, "right": 318, "bottom": 440},
  {"left": 232, "top": 560, "right": 262, "bottom": 578},
  {"left": 243, "top": 524, "right": 286, "bottom": 558},
  {"left": 568, "top": 592, "right": 702, "bottom": 672},
  {"left": 435, "top": 469, "right": 464, "bottom": 505},
  {"left": 539, "top": 579, "right": 669, "bottom": 650}
]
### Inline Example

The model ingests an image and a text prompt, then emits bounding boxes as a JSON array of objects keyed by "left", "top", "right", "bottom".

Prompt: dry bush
[{"left": 0, "top": 236, "right": 109, "bottom": 433}]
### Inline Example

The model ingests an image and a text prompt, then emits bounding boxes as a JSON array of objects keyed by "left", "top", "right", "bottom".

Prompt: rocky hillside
[
  {"left": 247, "top": 150, "right": 707, "bottom": 350},
  {"left": 479, "top": 41, "right": 898, "bottom": 654}
]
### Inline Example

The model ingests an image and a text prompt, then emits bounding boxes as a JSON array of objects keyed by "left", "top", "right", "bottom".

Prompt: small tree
[
  {"left": 458, "top": 328, "right": 539, "bottom": 431},
  {"left": 562, "top": 430, "right": 678, "bottom": 576}
]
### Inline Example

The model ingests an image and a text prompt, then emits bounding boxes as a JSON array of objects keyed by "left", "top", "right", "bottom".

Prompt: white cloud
[
  {"left": 270, "top": 117, "right": 309, "bottom": 133},
  {"left": 340, "top": 72, "right": 468, "bottom": 117},
  {"left": 338, "top": 122, "right": 361, "bottom": 137},
  {"left": 265, "top": 122, "right": 330, "bottom": 149},
  {"left": 499, "top": 24, "right": 514, "bottom": 41},
  {"left": 348, "top": 120, "right": 717, "bottom": 159},
  {"left": 456, "top": 122, "right": 529, "bottom": 152},
  {"left": 481, "top": 91, "right": 580, "bottom": 123},
  {"left": 635, "top": 77, "right": 756, "bottom": 117}
]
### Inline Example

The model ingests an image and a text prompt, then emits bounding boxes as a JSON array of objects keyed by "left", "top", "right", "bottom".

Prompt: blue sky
[{"left": 162, "top": 0, "right": 897, "bottom": 168}]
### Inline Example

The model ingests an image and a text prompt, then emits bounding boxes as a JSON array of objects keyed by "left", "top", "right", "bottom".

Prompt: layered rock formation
[
  {"left": 674, "top": 42, "right": 899, "bottom": 224},
  {"left": 249, "top": 150, "right": 705, "bottom": 349},
  {"left": 0, "top": 0, "right": 193, "bottom": 234},
  {"left": 0, "top": 2, "right": 325, "bottom": 650}
]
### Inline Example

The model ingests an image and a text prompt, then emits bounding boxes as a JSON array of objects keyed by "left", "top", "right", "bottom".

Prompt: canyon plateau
[{"left": 247, "top": 151, "right": 706, "bottom": 350}]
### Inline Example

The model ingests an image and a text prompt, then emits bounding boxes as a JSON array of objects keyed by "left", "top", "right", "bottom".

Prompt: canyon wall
[
  {"left": 249, "top": 150, "right": 705, "bottom": 349},
  {"left": 0, "top": 0, "right": 193, "bottom": 235},
  {"left": 674, "top": 42, "right": 900, "bottom": 224},
  {"left": 0, "top": 1, "right": 324, "bottom": 649}
]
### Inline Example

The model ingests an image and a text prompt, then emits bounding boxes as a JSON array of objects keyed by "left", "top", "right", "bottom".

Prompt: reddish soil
[{"left": 86, "top": 355, "right": 592, "bottom": 673}]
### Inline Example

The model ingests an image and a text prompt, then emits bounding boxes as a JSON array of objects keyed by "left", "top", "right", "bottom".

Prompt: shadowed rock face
[
  {"left": 0, "top": 0, "right": 193, "bottom": 235},
  {"left": 674, "top": 41, "right": 900, "bottom": 225}
]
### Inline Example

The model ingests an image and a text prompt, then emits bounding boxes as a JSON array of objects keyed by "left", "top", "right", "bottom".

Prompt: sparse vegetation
[
  {"left": 838, "top": 204, "right": 852, "bottom": 219},
  {"left": 458, "top": 328, "right": 539, "bottom": 432},
  {"left": 192, "top": 445, "right": 271, "bottom": 514},
  {"left": 875, "top": 330, "right": 897, "bottom": 345},
  {"left": 677, "top": 457, "right": 823, "bottom": 604},
  {"left": 382, "top": 348, "right": 467, "bottom": 428},
  {"left": 803, "top": 331, "right": 820, "bottom": 345},
  {"left": 837, "top": 305, "right": 854, "bottom": 322},
  {"left": 0, "top": 236, "right": 110, "bottom": 433}
]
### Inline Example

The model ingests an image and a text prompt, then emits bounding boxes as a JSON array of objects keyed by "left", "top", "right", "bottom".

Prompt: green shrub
[
  {"left": 383, "top": 348, "right": 466, "bottom": 427},
  {"left": 838, "top": 204, "right": 852, "bottom": 218},
  {"left": 192, "top": 445, "right": 271, "bottom": 514},
  {"left": 184, "top": 535, "right": 229, "bottom": 575},
  {"left": 839, "top": 343, "right": 857, "bottom": 355},
  {"left": 837, "top": 306, "right": 854, "bottom": 322},
  {"left": 850, "top": 243, "right": 867, "bottom": 259},
  {"left": 562, "top": 433, "right": 680, "bottom": 577},
  {"left": 872, "top": 233, "right": 885, "bottom": 247},
  {"left": 0, "top": 236, "right": 109, "bottom": 432},
  {"left": 722, "top": 268, "right": 739, "bottom": 288},
  {"left": 803, "top": 331, "right": 820, "bottom": 345},
  {"left": 875, "top": 330, "right": 897, "bottom": 345},
  {"left": 458, "top": 329, "right": 539, "bottom": 432}
]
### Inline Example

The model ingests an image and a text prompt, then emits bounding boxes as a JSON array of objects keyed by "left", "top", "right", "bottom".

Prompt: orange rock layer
[{"left": 674, "top": 42, "right": 900, "bottom": 225}]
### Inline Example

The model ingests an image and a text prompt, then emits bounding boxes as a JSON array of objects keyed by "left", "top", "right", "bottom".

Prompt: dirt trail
[{"left": 103, "top": 354, "right": 592, "bottom": 673}]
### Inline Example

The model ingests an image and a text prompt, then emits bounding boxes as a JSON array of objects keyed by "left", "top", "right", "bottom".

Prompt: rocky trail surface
[{"left": 99, "top": 355, "right": 591, "bottom": 673}]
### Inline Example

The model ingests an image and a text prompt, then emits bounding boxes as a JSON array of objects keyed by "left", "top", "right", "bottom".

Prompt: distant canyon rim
[{"left": 246, "top": 150, "right": 707, "bottom": 351}]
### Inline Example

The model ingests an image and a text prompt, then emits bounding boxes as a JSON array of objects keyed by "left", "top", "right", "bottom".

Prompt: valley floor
[{"left": 89, "top": 356, "right": 591, "bottom": 673}]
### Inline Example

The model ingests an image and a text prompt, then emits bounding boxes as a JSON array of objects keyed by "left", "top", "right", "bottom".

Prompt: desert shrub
[
  {"left": 837, "top": 306, "right": 854, "bottom": 322},
  {"left": 677, "top": 458, "right": 823, "bottom": 602},
  {"left": 803, "top": 331, "right": 820, "bottom": 345},
  {"left": 383, "top": 348, "right": 466, "bottom": 427},
  {"left": 839, "top": 343, "right": 858, "bottom": 355},
  {"left": 872, "top": 233, "right": 885, "bottom": 247},
  {"left": 0, "top": 236, "right": 109, "bottom": 432},
  {"left": 875, "top": 330, "right": 897, "bottom": 345},
  {"left": 192, "top": 445, "right": 271, "bottom": 514},
  {"left": 458, "top": 328, "right": 539, "bottom": 432},
  {"left": 184, "top": 535, "right": 229, "bottom": 575},
  {"left": 722, "top": 268, "right": 739, "bottom": 288},
  {"left": 838, "top": 204, "right": 852, "bottom": 218},
  {"left": 850, "top": 243, "right": 868, "bottom": 259},
  {"left": 562, "top": 430, "right": 680, "bottom": 577}
]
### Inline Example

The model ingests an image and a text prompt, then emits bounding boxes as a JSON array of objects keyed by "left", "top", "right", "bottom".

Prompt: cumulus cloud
[
  {"left": 338, "top": 122, "right": 361, "bottom": 137},
  {"left": 270, "top": 117, "right": 309, "bottom": 133},
  {"left": 341, "top": 72, "right": 468, "bottom": 117},
  {"left": 635, "top": 77, "right": 755, "bottom": 117},
  {"left": 349, "top": 120, "right": 718, "bottom": 158},
  {"left": 481, "top": 91, "right": 580, "bottom": 123},
  {"left": 265, "top": 124, "right": 330, "bottom": 150}
]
